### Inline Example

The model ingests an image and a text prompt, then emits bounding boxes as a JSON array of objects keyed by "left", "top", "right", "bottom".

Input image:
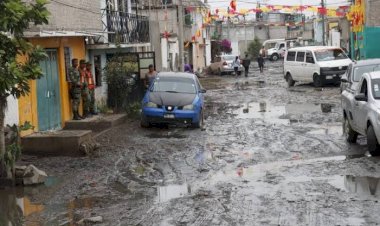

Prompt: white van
[{"left": 284, "top": 46, "right": 352, "bottom": 87}]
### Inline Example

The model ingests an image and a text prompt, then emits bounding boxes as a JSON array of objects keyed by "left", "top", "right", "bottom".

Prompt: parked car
[
  {"left": 140, "top": 72, "right": 206, "bottom": 128},
  {"left": 342, "top": 71, "right": 380, "bottom": 156},
  {"left": 284, "top": 46, "right": 352, "bottom": 87},
  {"left": 267, "top": 39, "right": 301, "bottom": 61},
  {"left": 340, "top": 59, "right": 380, "bottom": 93},
  {"left": 209, "top": 55, "right": 243, "bottom": 75}
]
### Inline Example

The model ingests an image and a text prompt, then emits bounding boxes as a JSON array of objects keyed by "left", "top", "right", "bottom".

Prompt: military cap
[
  {"left": 86, "top": 61, "right": 92, "bottom": 65},
  {"left": 79, "top": 59, "right": 86, "bottom": 64}
]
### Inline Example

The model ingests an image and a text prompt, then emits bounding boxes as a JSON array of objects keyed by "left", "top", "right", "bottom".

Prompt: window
[
  {"left": 287, "top": 51, "right": 296, "bottom": 61},
  {"left": 372, "top": 78, "right": 380, "bottom": 99},
  {"left": 353, "top": 65, "right": 380, "bottom": 82},
  {"left": 64, "top": 47, "right": 72, "bottom": 81},
  {"left": 314, "top": 48, "right": 348, "bottom": 61},
  {"left": 360, "top": 79, "right": 368, "bottom": 97},
  {"left": 94, "top": 55, "right": 102, "bottom": 87},
  {"left": 306, "top": 51, "right": 314, "bottom": 63},
  {"left": 152, "top": 77, "right": 196, "bottom": 94},
  {"left": 296, "top": 52, "right": 305, "bottom": 62}
]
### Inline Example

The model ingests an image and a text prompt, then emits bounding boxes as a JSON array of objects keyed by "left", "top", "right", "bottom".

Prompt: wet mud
[{"left": 1, "top": 61, "right": 380, "bottom": 226}]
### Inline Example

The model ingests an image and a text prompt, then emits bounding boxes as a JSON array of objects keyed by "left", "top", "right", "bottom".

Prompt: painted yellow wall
[{"left": 18, "top": 37, "right": 85, "bottom": 136}]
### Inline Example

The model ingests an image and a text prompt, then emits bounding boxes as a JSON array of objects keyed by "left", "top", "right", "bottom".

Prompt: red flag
[{"left": 318, "top": 7, "right": 327, "bottom": 15}]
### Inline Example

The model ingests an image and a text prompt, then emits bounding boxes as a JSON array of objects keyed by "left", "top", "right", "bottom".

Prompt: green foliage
[
  {"left": 248, "top": 36, "right": 262, "bottom": 59},
  {"left": 4, "top": 122, "right": 34, "bottom": 171},
  {"left": 125, "top": 102, "right": 141, "bottom": 119},
  {"left": 0, "top": 0, "right": 49, "bottom": 179},
  {"left": 104, "top": 55, "right": 139, "bottom": 112}
]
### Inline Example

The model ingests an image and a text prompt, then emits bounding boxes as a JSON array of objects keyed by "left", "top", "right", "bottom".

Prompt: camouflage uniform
[
  {"left": 68, "top": 66, "right": 82, "bottom": 120},
  {"left": 79, "top": 60, "right": 90, "bottom": 117}
]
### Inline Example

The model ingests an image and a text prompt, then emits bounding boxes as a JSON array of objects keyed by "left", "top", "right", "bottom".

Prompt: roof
[
  {"left": 157, "top": 72, "right": 196, "bottom": 80},
  {"left": 288, "top": 46, "right": 342, "bottom": 51},
  {"left": 352, "top": 59, "right": 380, "bottom": 67}
]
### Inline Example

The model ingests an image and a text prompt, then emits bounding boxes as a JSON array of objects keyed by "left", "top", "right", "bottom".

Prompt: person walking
[
  {"left": 242, "top": 54, "right": 251, "bottom": 77},
  {"left": 85, "top": 62, "right": 98, "bottom": 115},
  {"left": 257, "top": 54, "right": 265, "bottom": 73},
  {"left": 68, "top": 58, "right": 82, "bottom": 120},
  {"left": 79, "top": 59, "right": 90, "bottom": 118},
  {"left": 232, "top": 56, "right": 241, "bottom": 77},
  {"left": 144, "top": 64, "right": 157, "bottom": 88},
  {"left": 260, "top": 46, "right": 266, "bottom": 58}
]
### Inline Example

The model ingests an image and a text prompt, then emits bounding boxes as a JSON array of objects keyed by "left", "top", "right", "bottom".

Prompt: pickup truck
[
  {"left": 341, "top": 71, "right": 380, "bottom": 156},
  {"left": 340, "top": 59, "right": 380, "bottom": 93}
]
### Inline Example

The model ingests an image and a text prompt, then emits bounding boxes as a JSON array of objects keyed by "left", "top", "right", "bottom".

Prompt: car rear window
[
  {"left": 353, "top": 65, "right": 380, "bottom": 82},
  {"left": 152, "top": 77, "right": 196, "bottom": 94},
  {"left": 286, "top": 51, "right": 296, "bottom": 61}
]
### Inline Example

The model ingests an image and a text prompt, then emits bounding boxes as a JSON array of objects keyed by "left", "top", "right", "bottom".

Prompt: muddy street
[{"left": 2, "top": 61, "right": 380, "bottom": 226}]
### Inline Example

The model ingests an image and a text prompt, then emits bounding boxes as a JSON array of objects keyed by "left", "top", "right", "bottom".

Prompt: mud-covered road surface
[{"left": 2, "top": 61, "right": 380, "bottom": 226}]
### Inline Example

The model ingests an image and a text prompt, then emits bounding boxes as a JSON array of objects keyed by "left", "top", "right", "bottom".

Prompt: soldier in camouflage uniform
[
  {"left": 79, "top": 59, "right": 90, "bottom": 118},
  {"left": 68, "top": 58, "right": 82, "bottom": 120}
]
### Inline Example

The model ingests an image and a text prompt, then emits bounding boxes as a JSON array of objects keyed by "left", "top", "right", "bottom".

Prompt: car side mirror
[
  {"left": 355, "top": 94, "right": 368, "bottom": 102},
  {"left": 341, "top": 77, "right": 349, "bottom": 83},
  {"left": 200, "top": 89, "right": 207, "bottom": 93}
]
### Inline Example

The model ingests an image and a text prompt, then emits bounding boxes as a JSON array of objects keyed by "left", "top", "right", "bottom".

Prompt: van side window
[
  {"left": 296, "top": 52, "right": 305, "bottom": 62},
  {"left": 306, "top": 51, "right": 314, "bottom": 63},
  {"left": 287, "top": 51, "right": 296, "bottom": 61}
]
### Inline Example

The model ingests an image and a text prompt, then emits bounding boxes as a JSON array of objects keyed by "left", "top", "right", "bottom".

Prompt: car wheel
[
  {"left": 192, "top": 109, "right": 204, "bottom": 128},
  {"left": 286, "top": 73, "right": 295, "bottom": 87},
  {"left": 140, "top": 114, "right": 150, "bottom": 128},
  {"left": 343, "top": 117, "right": 357, "bottom": 143},
  {"left": 313, "top": 74, "right": 323, "bottom": 87},
  {"left": 271, "top": 54, "right": 279, "bottom": 61},
  {"left": 367, "top": 124, "right": 380, "bottom": 156}
]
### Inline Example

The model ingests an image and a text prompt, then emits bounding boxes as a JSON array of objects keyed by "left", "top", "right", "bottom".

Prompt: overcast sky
[{"left": 207, "top": 0, "right": 352, "bottom": 11}]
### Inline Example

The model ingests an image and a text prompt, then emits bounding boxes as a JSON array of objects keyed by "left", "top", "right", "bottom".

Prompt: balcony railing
[{"left": 103, "top": 10, "right": 150, "bottom": 44}]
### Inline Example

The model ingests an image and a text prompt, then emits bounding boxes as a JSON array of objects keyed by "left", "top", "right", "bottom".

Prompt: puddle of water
[
  {"left": 234, "top": 102, "right": 334, "bottom": 125},
  {"left": 147, "top": 132, "right": 187, "bottom": 139},
  {"left": 329, "top": 175, "right": 380, "bottom": 197},
  {"left": 156, "top": 184, "right": 191, "bottom": 203},
  {"left": 234, "top": 102, "right": 289, "bottom": 125},
  {"left": 0, "top": 177, "right": 61, "bottom": 225}
]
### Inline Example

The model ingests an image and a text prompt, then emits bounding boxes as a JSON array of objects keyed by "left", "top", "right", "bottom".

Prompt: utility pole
[
  {"left": 321, "top": 0, "right": 326, "bottom": 46},
  {"left": 244, "top": 15, "right": 247, "bottom": 54},
  {"left": 178, "top": 0, "right": 184, "bottom": 72}
]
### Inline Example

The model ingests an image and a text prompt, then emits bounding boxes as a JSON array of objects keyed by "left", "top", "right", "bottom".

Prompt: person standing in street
[
  {"left": 68, "top": 58, "right": 82, "bottom": 120},
  {"left": 79, "top": 59, "right": 90, "bottom": 118},
  {"left": 232, "top": 56, "right": 241, "bottom": 77},
  {"left": 85, "top": 62, "right": 98, "bottom": 115},
  {"left": 260, "top": 46, "right": 266, "bottom": 58},
  {"left": 242, "top": 54, "right": 251, "bottom": 77},
  {"left": 257, "top": 54, "right": 265, "bottom": 73},
  {"left": 144, "top": 64, "right": 157, "bottom": 89}
]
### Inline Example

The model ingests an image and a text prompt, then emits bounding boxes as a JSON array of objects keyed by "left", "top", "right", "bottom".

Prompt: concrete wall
[
  {"left": 27, "top": 0, "right": 103, "bottom": 32},
  {"left": 140, "top": 8, "right": 179, "bottom": 35},
  {"left": 5, "top": 96, "right": 19, "bottom": 126},
  {"left": 367, "top": 0, "right": 380, "bottom": 27},
  {"left": 268, "top": 27, "right": 287, "bottom": 39}
]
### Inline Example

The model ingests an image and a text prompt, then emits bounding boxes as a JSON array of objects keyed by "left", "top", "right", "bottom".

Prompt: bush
[
  {"left": 248, "top": 37, "right": 262, "bottom": 59},
  {"left": 104, "top": 55, "right": 139, "bottom": 113}
]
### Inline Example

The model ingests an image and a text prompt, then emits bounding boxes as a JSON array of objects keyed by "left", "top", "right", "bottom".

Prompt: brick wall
[{"left": 28, "top": 0, "right": 103, "bottom": 32}]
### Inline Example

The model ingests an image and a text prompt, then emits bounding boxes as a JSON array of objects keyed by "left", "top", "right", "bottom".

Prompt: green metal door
[{"left": 37, "top": 49, "right": 62, "bottom": 131}]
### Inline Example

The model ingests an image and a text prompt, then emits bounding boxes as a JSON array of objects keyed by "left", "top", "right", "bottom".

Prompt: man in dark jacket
[
  {"left": 242, "top": 54, "right": 251, "bottom": 77},
  {"left": 257, "top": 54, "right": 265, "bottom": 73}
]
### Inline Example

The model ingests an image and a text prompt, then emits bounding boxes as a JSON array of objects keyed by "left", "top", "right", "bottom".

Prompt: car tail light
[{"left": 223, "top": 62, "right": 227, "bottom": 66}]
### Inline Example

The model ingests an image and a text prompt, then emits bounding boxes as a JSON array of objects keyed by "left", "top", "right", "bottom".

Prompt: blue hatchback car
[{"left": 141, "top": 72, "right": 206, "bottom": 128}]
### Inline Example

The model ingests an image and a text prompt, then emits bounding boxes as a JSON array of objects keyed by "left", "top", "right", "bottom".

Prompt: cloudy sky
[{"left": 207, "top": 0, "right": 351, "bottom": 11}]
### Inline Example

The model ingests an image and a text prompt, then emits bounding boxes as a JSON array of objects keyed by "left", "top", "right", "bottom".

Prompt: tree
[
  {"left": 220, "top": 39, "right": 232, "bottom": 54},
  {"left": 0, "top": 0, "right": 49, "bottom": 180},
  {"left": 248, "top": 36, "right": 262, "bottom": 59}
]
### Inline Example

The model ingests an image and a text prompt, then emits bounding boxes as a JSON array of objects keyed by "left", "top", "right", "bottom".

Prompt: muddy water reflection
[
  {"left": 330, "top": 175, "right": 380, "bottom": 197},
  {"left": 156, "top": 184, "right": 191, "bottom": 203}
]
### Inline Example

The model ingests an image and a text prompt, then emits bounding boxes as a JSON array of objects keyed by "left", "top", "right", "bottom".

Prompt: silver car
[
  {"left": 342, "top": 71, "right": 380, "bottom": 155},
  {"left": 209, "top": 55, "right": 243, "bottom": 75}
]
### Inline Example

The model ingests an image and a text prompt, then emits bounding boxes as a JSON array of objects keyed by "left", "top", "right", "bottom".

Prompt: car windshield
[
  {"left": 372, "top": 78, "right": 380, "bottom": 99},
  {"left": 151, "top": 77, "right": 196, "bottom": 94},
  {"left": 222, "top": 56, "right": 235, "bottom": 61},
  {"left": 314, "top": 49, "right": 348, "bottom": 61},
  {"left": 353, "top": 65, "right": 380, "bottom": 82}
]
